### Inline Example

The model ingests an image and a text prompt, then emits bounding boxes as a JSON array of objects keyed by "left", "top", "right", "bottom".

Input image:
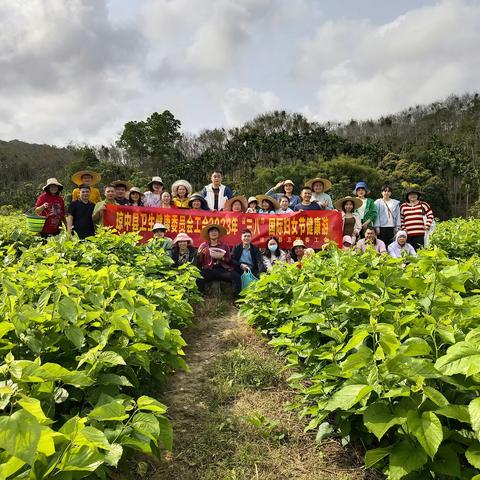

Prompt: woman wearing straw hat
[
  {"left": 172, "top": 232, "right": 197, "bottom": 267},
  {"left": 265, "top": 179, "right": 300, "bottom": 209},
  {"left": 196, "top": 224, "right": 241, "bottom": 299},
  {"left": 334, "top": 196, "right": 362, "bottom": 245},
  {"left": 224, "top": 195, "right": 248, "bottom": 213},
  {"left": 128, "top": 187, "right": 143, "bottom": 206},
  {"left": 71, "top": 170, "right": 101, "bottom": 203},
  {"left": 306, "top": 177, "right": 334, "bottom": 209},
  {"left": 188, "top": 193, "right": 209, "bottom": 211},
  {"left": 290, "top": 239, "right": 308, "bottom": 268},
  {"left": 34, "top": 178, "right": 66, "bottom": 237},
  {"left": 143, "top": 176, "right": 164, "bottom": 207},
  {"left": 256, "top": 195, "right": 280, "bottom": 214},
  {"left": 172, "top": 180, "right": 193, "bottom": 208},
  {"left": 353, "top": 181, "right": 377, "bottom": 236},
  {"left": 246, "top": 196, "right": 259, "bottom": 213},
  {"left": 150, "top": 223, "right": 173, "bottom": 256}
]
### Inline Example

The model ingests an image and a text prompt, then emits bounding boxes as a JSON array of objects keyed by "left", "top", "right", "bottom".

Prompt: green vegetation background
[{"left": 1, "top": 93, "right": 480, "bottom": 219}]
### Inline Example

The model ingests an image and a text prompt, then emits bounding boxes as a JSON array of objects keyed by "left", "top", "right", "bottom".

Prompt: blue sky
[{"left": 0, "top": 0, "right": 479, "bottom": 145}]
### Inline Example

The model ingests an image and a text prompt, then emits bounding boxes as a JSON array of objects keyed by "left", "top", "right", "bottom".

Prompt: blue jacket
[{"left": 373, "top": 198, "right": 401, "bottom": 228}]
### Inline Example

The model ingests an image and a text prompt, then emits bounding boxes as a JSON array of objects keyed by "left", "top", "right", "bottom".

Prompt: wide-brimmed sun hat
[
  {"left": 305, "top": 177, "right": 332, "bottom": 192},
  {"left": 283, "top": 179, "right": 295, "bottom": 186},
  {"left": 71, "top": 170, "right": 101, "bottom": 186},
  {"left": 147, "top": 176, "right": 164, "bottom": 190},
  {"left": 224, "top": 195, "right": 248, "bottom": 212},
  {"left": 129, "top": 186, "right": 142, "bottom": 195},
  {"left": 112, "top": 180, "right": 133, "bottom": 191},
  {"left": 152, "top": 223, "right": 167, "bottom": 232},
  {"left": 405, "top": 188, "right": 422, "bottom": 201},
  {"left": 43, "top": 178, "right": 63, "bottom": 192},
  {"left": 171, "top": 179, "right": 193, "bottom": 197},
  {"left": 334, "top": 195, "right": 362, "bottom": 211},
  {"left": 256, "top": 194, "right": 280, "bottom": 211},
  {"left": 353, "top": 181, "right": 370, "bottom": 194},
  {"left": 173, "top": 232, "right": 193, "bottom": 245},
  {"left": 247, "top": 196, "right": 258, "bottom": 204},
  {"left": 200, "top": 223, "right": 227, "bottom": 240},
  {"left": 188, "top": 193, "right": 208, "bottom": 209},
  {"left": 292, "top": 239, "right": 306, "bottom": 249}
]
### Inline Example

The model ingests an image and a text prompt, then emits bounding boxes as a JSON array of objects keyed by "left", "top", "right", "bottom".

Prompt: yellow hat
[
  {"left": 71, "top": 170, "right": 101, "bottom": 186},
  {"left": 305, "top": 177, "right": 332, "bottom": 192}
]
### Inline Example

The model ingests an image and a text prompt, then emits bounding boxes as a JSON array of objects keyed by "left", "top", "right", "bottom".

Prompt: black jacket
[
  {"left": 231, "top": 243, "right": 264, "bottom": 276},
  {"left": 172, "top": 245, "right": 197, "bottom": 267}
]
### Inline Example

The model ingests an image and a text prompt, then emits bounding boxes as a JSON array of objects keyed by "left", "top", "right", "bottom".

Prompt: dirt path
[{"left": 145, "top": 299, "right": 376, "bottom": 480}]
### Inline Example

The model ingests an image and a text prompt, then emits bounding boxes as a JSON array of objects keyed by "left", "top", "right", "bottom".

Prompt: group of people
[{"left": 33, "top": 169, "right": 434, "bottom": 299}]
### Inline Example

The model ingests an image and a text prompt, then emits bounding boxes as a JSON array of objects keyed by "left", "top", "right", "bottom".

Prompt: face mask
[{"left": 268, "top": 244, "right": 278, "bottom": 252}]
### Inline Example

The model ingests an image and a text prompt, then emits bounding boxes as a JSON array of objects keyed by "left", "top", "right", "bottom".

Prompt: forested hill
[{"left": 0, "top": 93, "right": 479, "bottom": 219}]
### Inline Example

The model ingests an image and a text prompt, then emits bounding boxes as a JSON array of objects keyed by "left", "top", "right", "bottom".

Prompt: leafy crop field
[
  {"left": 241, "top": 219, "right": 480, "bottom": 480},
  {"left": 0, "top": 213, "right": 200, "bottom": 478}
]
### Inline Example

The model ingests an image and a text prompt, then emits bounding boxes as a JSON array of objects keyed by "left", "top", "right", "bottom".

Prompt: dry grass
[{"left": 132, "top": 301, "right": 381, "bottom": 480}]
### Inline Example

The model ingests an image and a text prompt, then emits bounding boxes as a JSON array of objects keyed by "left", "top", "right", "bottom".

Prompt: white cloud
[
  {"left": 0, "top": 0, "right": 145, "bottom": 144},
  {"left": 223, "top": 87, "right": 279, "bottom": 126},
  {"left": 298, "top": 0, "right": 480, "bottom": 121}
]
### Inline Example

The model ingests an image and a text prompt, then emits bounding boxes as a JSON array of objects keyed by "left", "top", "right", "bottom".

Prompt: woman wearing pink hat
[{"left": 172, "top": 233, "right": 197, "bottom": 267}]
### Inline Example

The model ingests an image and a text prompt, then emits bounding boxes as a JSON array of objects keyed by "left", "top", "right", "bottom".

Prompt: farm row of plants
[
  {"left": 240, "top": 231, "right": 480, "bottom": 479},
  {"left": 0, "top": 224, "right": 200, "bottom": 478}
]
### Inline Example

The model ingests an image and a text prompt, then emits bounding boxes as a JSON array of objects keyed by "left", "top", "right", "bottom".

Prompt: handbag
[{"left": 241, "top": 268, "right": 258, "bottom": 290}]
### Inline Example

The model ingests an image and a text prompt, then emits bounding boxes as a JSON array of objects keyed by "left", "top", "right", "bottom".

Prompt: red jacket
[
  {"left": 35, "top": 192, "right": 65, "bottom": 234},
  {"left": 197, "top": 241, "right": 233, "bottom": 270}
]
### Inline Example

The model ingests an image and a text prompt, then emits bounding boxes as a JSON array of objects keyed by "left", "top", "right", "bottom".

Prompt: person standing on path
[
  {"left": 265, "top": 179, "right": 300, "bottom": 209},
  {"left": 353, "top": 181, "right": 377, "bottom": 236},
  {"left": 92, "top": 184, "right": 118, "bottom": 226},
  {"left": 374, "top": 185, "right": 401, "bottom": 246},
  {"left": 400, "top": 188, "right": 434, "bottom": 251},
  {"left": 294, "top": 187, "right": 321, "bottom": 211},
  {"left": 34, "top": 178, "right": 66, "bottom": 238},
  {"left": 71, "top": 170, "right": 101, "bottom": 203},
  {"left": 66, "top": 184, "right": 95, "bottom": 239},
  {"left": 200, "top": 170, "right": 233, "bottom": 211}
]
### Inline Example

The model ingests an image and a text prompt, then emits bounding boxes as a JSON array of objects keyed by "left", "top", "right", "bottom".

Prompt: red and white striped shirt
[{"left": 400, "top": 201, "right": 433, "bottom": 237}]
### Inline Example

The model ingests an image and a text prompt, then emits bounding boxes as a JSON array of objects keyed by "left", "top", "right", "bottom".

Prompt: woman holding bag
[{"left": 374, "top": 185, "right": 401, "bottom": 246}]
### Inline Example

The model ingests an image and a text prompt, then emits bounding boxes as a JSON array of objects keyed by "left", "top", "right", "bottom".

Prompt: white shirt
[{"left": 356, "top": 199, "right": 366, "bottom": 220}]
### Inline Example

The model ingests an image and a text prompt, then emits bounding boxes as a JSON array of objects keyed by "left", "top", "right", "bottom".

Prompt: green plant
[
  {"left": 0, "top": 217, "right": 200, "bottom": 478},
  {"left": 240, "top": 242, "right": 480, "bottom": 479},
  {"left": 429, "top": 218, "right": 480, "bottom": 259}
]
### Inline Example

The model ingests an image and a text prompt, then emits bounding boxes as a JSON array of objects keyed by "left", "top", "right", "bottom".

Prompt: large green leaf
[
  {"left": 325, "top": 384, "right": 372, "bottom": 411},
  {"left": 132, "top": 412, "right": 160, "bottom": 444},
  {"left": 406, "top": 410, "right": 443, "bottom": 459},
  {"left": 88, "top": 401, "right": 129, "bottom": 422},
  {"left": 58, "top": 296, "right": 78, "bottom": 322},
  {"left": 436, "top": 404, "right": 470, "bottom": 424},
  {"left": 389, "top": 440, "right": 428, "bottom": 480},
  {"left": 431, "top": 444, "right": 461, "bottom": 478},
  {"left": 469, "top": 397, "right": 480, "bottom": 440},
  {"left": 365, "top": 447, "right": 390, "bottom": 468},
  {"left": 435, "top": 341, "right": 480, "bottom": 377},
  {"left": 57, "top": 444, "right": 104, "bottom": 472},
  {"left": 0, "top": 410, "right": 41, "bottom": 464},
  {"left": 65, "top": 326, "right": 85, "bottom": 349},
  {"left": 137, "top": 396, "right": 168, "bottom": 413},
  {"left": 363, "top": 402, "right": 405, "bottom": 440},
  {"left": 466, "top": 442, "right": 480, "bottom": 469}
]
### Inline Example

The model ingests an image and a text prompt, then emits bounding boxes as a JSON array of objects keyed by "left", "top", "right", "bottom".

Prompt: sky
[{"left": 0, "top": 0, "right": 479, "bottom": 146}]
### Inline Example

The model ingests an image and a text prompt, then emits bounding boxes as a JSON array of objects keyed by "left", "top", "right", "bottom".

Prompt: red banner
[{"left": 103, "top": 204, "right": 342, "bottom": 249}]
